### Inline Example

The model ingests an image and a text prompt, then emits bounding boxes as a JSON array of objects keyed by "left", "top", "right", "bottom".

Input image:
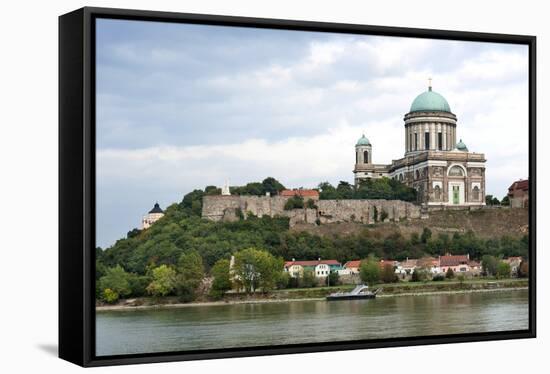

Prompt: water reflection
[{"left": 96, "top": 290, "right": 528, "bottom": 356}]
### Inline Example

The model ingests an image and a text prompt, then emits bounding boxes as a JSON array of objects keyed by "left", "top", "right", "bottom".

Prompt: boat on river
[{"left": 326, "top": 284, "right": 381, "bottom": 301}]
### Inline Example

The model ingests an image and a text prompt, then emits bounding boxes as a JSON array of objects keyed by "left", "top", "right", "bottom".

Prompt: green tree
[
  {"left": 420, "top": 227, "right": 432, "bottom": 243},
  {"left": 284, "top": 195, "right": 304, "bottom": 210},
  {"left": 485, "top": 194, "right": 494, "bottom": 205},
  {"left": 233, "top": 248, "right": 283, "bottom": 293},
  {"left": 300, "top": 269, "right": 317, "bottom": 288},
  {"left": 380, "top": 263, "right": 397, "bottom": 283},
  {"left": 482, "top": 255, "right": 499, "bottom": 276},
  {"left": 360, "top": 255, "right": 381, "bottom": 286},
  {"left": 328, "top": 271, "right": 340, "bottom": 286},
  {"left": 146, "top": 265, "right": 177, "bottom": 297},
  {"left": 501, "top": 195, "right": 510, "bottom": 206},
  {"left": 336, "top": 181, "right": 354, "bottom": 199},
  {"left": 204, "top": 185, "right": 221, "bottom": 195},
  {"left": 496, "top": 261, "right": 511, "bottom": 279},
  {"left": 180, "top": 189, "right": 205, "bottom": 216},
  {"left": 446, "top": 267, "right": 455, "bottom": 279},
  {"left": 318, "top": 182, "right": 339, "bottom": 199},
  {"left": 210, "top": 258, "right": 232, "bottom": 299},
  {"left": 176, "top": 250, "right": 204, "bottom": 302},
  {"left": 276, "top": 271, "right": 291, "bottom": 289},
  {"left": 98, "top": 265, "right": 132, "bottom": 301},
  {"left": 262, "top": 177, "right": 285, "bottom": 196}
]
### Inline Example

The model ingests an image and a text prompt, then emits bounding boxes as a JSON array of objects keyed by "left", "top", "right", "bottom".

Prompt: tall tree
[
  {"left": 176, "top": 250, "right": 204, "bottom": 302},
  {"left": 360, "top": 255, "right": 381, "bottom": 286},
  {"left": 233, "top": 248, "right": 283, "bottom": 293},
  {"left": 210, "top": 258, "right": 232, "bottom": 299}
]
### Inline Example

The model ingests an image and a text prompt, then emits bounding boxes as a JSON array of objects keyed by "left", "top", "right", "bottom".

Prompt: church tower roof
[
  {"left": 148, "top": 202, "right": 164, "bottom": 214},
  {"left": 356, "top": 134, "right": 371, "bottom": 146},
  {"left": 456, "top": 139, "right": 469, "bottom": 152}
]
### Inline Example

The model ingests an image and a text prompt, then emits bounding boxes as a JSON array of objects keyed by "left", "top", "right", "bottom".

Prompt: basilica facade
[{"left": 353, "top": 84, "right": 486, "bottom": 208}]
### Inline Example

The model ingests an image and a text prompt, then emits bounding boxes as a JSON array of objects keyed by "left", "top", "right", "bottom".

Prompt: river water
[{"left": 96, "top": 290, "right": 528, "bottom": 356}]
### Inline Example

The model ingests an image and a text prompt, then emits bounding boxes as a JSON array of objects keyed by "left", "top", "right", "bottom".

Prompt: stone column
[
  {"left": 430, "top": 123, "right": 437, "bottom": 150},
  {"left": 443, "top": 125, "right": 447, "bottom": 150},
  {"left": 405, "top": 126, "right": 409, "bottom": 152}
]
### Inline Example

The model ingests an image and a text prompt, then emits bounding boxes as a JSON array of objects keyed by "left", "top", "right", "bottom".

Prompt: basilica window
[
  {"left": 425, "top": 132, "right": 430, "bottom": 150},
  {"left": 364, "top": 151, "right": 369, "bottom": 164},
  {"left": 438, "top": 132, "right": 443, "bottom": 150},
  {"left": 472, "top": 186, "right": 480, "bottom": 201},
  {"left": 356, "top": 152, "right": 358, "bottom": 164},
  {"left": 410, "top": 133, "right": 413, "bottom": 151},
  {"left": 434, "top": 185, "right": 441, "bottom": 200},
  {"left": 415, "top": 170, "right": 420, "bottom": 180},
  {"left": 414, "top": 133, "right": 418, "bottom": 150},
  {"left": 449, "top": 165, "right": 465, "bottom": 177}
]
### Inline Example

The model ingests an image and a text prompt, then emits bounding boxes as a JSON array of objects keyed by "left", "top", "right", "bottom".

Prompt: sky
[{"left": 96, "top": 18, "right": 529, "bottom": 249}]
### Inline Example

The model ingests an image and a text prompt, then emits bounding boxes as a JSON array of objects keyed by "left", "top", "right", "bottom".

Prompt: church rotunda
[{"left": 353, "top": 81, "right": 486, "bottom": 208}]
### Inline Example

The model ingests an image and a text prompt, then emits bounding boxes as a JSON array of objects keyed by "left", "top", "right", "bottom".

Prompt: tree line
[{"left": 96, "top": 179, "right": 527, "bottom": 303}]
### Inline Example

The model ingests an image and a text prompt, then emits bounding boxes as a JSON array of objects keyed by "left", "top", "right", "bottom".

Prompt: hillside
[{"left": 292, "top": 208, "right": 528, "bottom": 239}]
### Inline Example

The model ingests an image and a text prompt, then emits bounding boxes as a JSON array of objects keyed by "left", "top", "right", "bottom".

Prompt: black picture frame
[{"left": 59, "top": 6, "right": 537, "bottom": 367}]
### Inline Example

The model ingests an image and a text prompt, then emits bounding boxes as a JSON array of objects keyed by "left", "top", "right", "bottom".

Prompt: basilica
[{"left": 353, "top": 83, "right": 486, "bottom": 208}]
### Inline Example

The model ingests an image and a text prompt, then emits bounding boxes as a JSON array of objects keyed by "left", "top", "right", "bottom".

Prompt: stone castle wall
[{"left": 202, "top": 195, "right": 421, "bottom": 226}]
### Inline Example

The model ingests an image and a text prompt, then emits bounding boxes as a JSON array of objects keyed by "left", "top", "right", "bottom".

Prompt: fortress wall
[{"left": 202, "top": 195, "right": 421, "bottom": 225}]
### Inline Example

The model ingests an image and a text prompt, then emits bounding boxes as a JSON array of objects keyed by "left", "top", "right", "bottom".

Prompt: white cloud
[{"left": 96, "top": 21, "right": 529, "bottom": 247}]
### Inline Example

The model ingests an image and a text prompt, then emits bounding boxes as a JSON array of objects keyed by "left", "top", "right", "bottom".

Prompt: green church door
[{"left": 452, "top": 186, "right": 460, "bottom": 204}]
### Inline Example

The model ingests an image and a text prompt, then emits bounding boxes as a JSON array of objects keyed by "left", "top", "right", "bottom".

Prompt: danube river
[{"left": 96, "top": 289, "right": 528, "bottom": 356}]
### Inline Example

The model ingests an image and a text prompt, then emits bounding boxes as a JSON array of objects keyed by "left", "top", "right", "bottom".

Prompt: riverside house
[
  {"left": 284, "top": 259, "right": 342, "bottom": 278},
  {"left": 439, "top": 254, "right": 471, "bottom": 273}
]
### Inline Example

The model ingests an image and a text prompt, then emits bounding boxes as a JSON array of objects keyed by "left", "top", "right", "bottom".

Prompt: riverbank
[{"left": 96, "top": 278, "right": 528, "bottom": 312}]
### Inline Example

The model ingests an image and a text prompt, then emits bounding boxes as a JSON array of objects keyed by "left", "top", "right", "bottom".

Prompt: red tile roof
[
  {"left": 280, "top": 189, "right": 319, "bottom": 198},
  {"left": 508, "top": 179, "right": 528, "bottom": 192},
  {"left": 284, "top": 259, "right": 340, "bottom": 268},
  {"left": 379, "top": 260, "right": 397, "bottom": 269},
  {"left": 343, "top": 260, "right": 361, "bottom": 269},
  {"left": 439, "top": 255, "right": 469, "bottom": 267}
]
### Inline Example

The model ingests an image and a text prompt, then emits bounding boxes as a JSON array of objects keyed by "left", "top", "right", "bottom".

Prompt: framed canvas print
[{"left": 59, "top": 7, "right": 536, "bottom": 367}]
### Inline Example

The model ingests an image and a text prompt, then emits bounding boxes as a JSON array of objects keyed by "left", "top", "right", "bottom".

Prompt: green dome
[
  {"left": 456, "top": 139, "right": 468, "bottom": 151},
  {"left": 410, "top": 88, "right": 451, "bottom": 113},
  {"left": 356, "top": 134, "right": 371, "bottom": 146}
]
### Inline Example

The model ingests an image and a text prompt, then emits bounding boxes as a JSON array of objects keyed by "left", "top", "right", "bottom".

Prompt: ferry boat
[{"left": 326, "top": 284, "right": 381, "bottom": 301}]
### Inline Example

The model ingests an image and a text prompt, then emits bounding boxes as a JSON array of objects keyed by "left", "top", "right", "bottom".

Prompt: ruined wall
[
  {"left": 317, "top": 199, "right": 420, "bottom": 224},
  {"left": 202, "top": 195, "right": 421, "bottom": 226}
]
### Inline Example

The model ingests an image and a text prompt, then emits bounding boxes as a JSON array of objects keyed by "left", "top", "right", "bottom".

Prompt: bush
[
  {"left": 276, "top": 272, "right": 291, "bottom": 289},
  {"left": 328, "top": 272, "right": 339, "bottom": 286},
  {"left": 300, "top": 270, "right": 316, "bottom": 288},
  {"left": 432, "top": 274, "right": 445, "bottom": 281},
  {"left": 210, "top": 259, "right": 232, "bottom": 299},
  {"left": 102, "top": 288, "right": 119, "bottom": 304},
  {"left": 146, "top": 265, "right": 177, "bottom": 297},
  {"left": 284, "top": 195, "right": 304, "bottom": 210},
  {"left": 411, "top": 268, "right": 429, "bottom": 282},
  {"left": 496, "top": 261, "right": 511, "bottom": 279},
  {"left": 445, "top": 267, "right": 455, "bottom": 279},
  {"left": 98, "top": 265, "right": 132, "bottom": 300},
  {"left": 305, "top": 199, "right": 317, "bottom": 209}
]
